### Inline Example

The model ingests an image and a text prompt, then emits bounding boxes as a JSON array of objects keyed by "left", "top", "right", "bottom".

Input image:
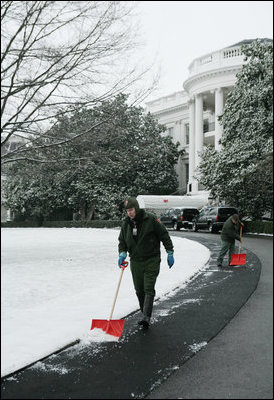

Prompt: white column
[
  {"left": 175, "top": 120, "right": 182, "bottom": 146},
  {"left": 194, "top": 93, "right": 203, "bottom": 192},
  {"left": 215, "top": 87, "right": 224, "bottom": 150},
  {"left": 175, "top": 121, "right": 183, "bottom": 192},
  {"left": 7, "top": 209, "right": 12, "bottom": 222},
  {"left": 187, "top": 97, "right": 195, "bottom": 193},
  {"left": 181, "top": 120, "right": 186, "bottom": 146}
]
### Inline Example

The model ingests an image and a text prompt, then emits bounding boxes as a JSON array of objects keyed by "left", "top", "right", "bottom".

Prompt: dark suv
[
  {"left": 192, "top": 206, "right": 239, "bottom": 233},
  {"left": 160, "top": 207, "right": 200, "bottom": 231}
]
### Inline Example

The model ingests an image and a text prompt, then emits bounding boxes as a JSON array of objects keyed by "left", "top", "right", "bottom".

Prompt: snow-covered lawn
[{"left": 1, "top": 228, "right": 210, "bottom": 377}]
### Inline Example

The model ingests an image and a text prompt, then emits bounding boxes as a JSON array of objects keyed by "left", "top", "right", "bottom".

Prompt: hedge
[
  {"left": 1, "top": 220, "right": 41, "bottom": 228},
  {"left": 242, "top": 220, "right": 273, "bottom": 234},
  {"left": 42, "top": 220, "right": 122, "bottom": 228},
  {"left": 1, "top": 219, "right": 272, "bottom": 234},
  {"left": 1, "top": 220, "right": 122, "bottom": 229}
]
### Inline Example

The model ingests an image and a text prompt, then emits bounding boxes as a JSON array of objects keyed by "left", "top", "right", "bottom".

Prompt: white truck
[{"left": 136, "top": 193, "right": 209, "bottom": 217}]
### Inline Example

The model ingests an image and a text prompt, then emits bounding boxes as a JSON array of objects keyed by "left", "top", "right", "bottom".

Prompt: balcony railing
[
  {"left": 223, "top": 47, "right": 242, "bottom": 58},
  {"left": 188, "top": 46, "right": 244, "bottom": 77}
]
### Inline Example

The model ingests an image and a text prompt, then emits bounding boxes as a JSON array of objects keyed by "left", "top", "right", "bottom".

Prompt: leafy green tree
[
  {"left": 3, "top": 94, "right": 180, "bottom": 219},
  {"left": 198, "top": 40, "right": 273, "bottom": 219}
]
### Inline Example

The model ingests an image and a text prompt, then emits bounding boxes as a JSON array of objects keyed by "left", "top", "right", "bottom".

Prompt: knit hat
[{"left": 124, "top": 197, "right": 140, "bottom": 213}]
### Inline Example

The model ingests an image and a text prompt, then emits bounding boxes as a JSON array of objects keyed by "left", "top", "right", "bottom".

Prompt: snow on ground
[
  {"left": 1, "top": 227, "right": 210, "bottom": 377},
  {"left": 245, "top": 233, "right": 273, "bottom": 236}
]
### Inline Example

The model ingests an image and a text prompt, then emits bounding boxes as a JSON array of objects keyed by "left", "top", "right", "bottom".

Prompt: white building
[{"left": 145, "top": 40, "right": 251, "bottom": 200}]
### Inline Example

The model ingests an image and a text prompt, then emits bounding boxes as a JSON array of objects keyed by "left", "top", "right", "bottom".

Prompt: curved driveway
[
  {"left": 147, "top": 232, "right": 273, "bottom": 399},
  {"left": 1, "top": 232, "right": 272, "bottom": 399}
]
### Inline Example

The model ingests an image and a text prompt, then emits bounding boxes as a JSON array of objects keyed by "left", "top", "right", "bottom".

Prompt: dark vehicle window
[
  {"left": 183, "top": 209, "right": 199, "bottom": 219},
  {"left": 218, "top": 208, "right": 238, "bottom": 217}
]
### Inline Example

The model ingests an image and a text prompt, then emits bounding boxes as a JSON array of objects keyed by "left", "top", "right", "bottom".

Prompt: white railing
[
  {"left": 200, "top": 55, "right": 213, "bottom": 65},
  {"left": 222, "top": 47, "right": 242, "bottom": 58},
  {"left": 188, "top": 46, "right": 243, "bottom": 76},
  {"left": 146, "top": 91, "right": 186, "bottom": 108}
]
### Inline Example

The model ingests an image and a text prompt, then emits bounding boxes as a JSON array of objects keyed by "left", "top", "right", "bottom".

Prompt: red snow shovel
[
  {"left": 90, "top": 261, "right": 128, "bottom": 338},
  {"left": 230, "top": 225, "right": 246, "bottom": 266}
]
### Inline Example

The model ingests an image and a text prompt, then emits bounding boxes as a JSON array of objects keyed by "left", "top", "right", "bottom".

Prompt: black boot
[
  {"left": 136, "top": 292, "right": 145, "bottom": 313},
  {"left": 138, "top": 294, "right": 154, "bottom": 329}
]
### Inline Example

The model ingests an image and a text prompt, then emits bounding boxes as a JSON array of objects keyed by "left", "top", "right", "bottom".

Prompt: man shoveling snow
[{"left": 118, "top": 197, "right": 175, "bottom": 329}]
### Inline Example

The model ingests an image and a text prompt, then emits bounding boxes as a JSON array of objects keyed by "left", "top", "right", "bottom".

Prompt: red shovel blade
[
  {"left": 230, "top": 253, "right": 246, "bottom": 266},
  {"left": 91, "top": 319, "right": 125, "bottom": 338}
]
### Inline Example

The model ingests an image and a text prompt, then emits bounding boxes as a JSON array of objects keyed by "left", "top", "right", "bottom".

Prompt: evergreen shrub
[
  {"left": 2, "top": 220, "right": 272, "bottom": 233},
  {"left": 1, "top": 220, "right": 40, "bottom": 227},
  {"left": 41, "top": 220, "right": 122, "bottom": 228},
  {"left": 243, "top": 221, "right": 273, "bottom": 234}
]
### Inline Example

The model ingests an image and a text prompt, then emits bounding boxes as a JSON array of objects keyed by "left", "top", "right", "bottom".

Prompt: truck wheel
[{"left": 208, "top": 223, "right": 215, "bottom": 233}]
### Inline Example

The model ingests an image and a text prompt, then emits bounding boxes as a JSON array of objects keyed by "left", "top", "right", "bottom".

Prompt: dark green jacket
[
  {"left": 221, "top": 216, "right": 241, "bottom": 243},
  {"left": 118, "top": 210, "right": 174, "bottom": 261}
]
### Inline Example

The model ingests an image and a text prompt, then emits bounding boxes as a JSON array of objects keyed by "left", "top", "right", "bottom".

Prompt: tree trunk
[
  {"left": 87, "top": 204, "right": 95, "bottom": 221},
  {"left": 79, "top": 200, "right": 86, "bottom": 220}
]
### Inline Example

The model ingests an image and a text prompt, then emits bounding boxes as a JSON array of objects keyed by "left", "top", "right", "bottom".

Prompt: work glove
[
  {"left": 167, "top": 251, "right": 174, "bottom": 268},
  {"left": 118, "top": 252, "right": 127, "bottom": 268}
]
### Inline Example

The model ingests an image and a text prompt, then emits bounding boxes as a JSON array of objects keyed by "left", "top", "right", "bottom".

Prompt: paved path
[
  {"left": 1, "top": 233, "right": 271, "bottom": 399},
  {"left": 147, "top": 233, "right": 273, "bottom": 399}
]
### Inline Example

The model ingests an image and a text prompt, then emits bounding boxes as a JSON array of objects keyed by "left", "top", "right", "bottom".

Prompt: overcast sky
[{"left": 136, "top": 1, "right": 273, "bottom": 103}]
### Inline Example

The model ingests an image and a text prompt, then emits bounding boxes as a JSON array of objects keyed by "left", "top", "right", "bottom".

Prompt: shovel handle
[
  {"left": 109, "top": 262, "right": 128, "bottom": 320},
  {"left": 238, "top": 225, "right": 243, "bottom": 254}
]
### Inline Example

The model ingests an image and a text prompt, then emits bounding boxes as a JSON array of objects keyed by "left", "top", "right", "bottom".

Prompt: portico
[
  {"left": 186, "top": 87, "right": 226, "bottom": 193},
  {"left": 146, "top": 41, "right": 247, "bottom": 197}
]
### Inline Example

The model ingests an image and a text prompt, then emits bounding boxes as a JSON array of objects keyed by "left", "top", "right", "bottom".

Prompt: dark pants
[
  {"left": 130, "top": 256, "right": 160, "bottom": 298},
  {"left": 217, "top": 240, "right": 236, "bottom": 265}
]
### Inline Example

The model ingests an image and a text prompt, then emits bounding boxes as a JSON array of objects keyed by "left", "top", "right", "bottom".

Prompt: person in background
[
  {"left": 118, "top": 197, "right": 174, "bottom": 329},
  {"left": 217, "top": 213, "right": 243, "bottom": 267}
]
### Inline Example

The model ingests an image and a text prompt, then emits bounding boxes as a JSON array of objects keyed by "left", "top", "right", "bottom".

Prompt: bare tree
[{"left": 1, "top": 1, "right": 158, "bottom": 163}]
